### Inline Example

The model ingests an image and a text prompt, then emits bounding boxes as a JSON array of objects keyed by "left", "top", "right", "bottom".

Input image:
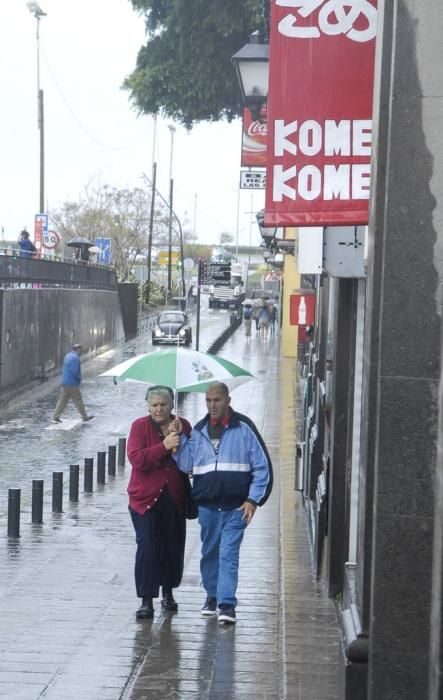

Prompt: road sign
[
  {"left": 94, "top": 238, "right": 112, "bottom": 264},
  {"left": 200, "top": 261, "right": 231, "bottom": 287},
  {"left": 240, "top": 170, "right": 266, "bottom": 189},
  {"left": 158, "top": 250, "right": 180, "bottom": 266},
  {"left": 34, "top": 213, "right": 48, "bottom": 253},
  {"left": 183, "top": 257, "right": 194, "bottom": 271},
  {"left": 43, "top": 229, "right": 60, "bottom": 249}
]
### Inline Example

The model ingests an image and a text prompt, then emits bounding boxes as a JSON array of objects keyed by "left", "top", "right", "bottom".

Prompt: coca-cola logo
[{"left": 248, "top": 121, "right": 268, "bottom": 137}]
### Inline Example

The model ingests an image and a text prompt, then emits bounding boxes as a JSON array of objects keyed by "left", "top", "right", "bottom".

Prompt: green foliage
[
  {"left": 182, "top": 242, "right": 213, "bottom": 261},
  {"left": 219, "top": 231, "right": 234, "bottom": 246},
  {"left": 141, "top": 279, "right": 167, "bottom": 306},
  {"left": 125, "top": 0, "right": 268, "bottom": 128}
]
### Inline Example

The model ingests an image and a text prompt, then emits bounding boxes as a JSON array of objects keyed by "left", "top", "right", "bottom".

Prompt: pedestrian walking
[
  {"left": 269, "top": 301, "right": 277, "bottom": 335},
  {"left": 127, "top": 386, "right": 192, "bottom": 620},
  {"left": 252, "top": 303, "right": 261, "bottom": 333},
  {"left": 170, "top": 382, "right": 273, "bottom": 625},
  {"left": 243, "top": 303, "right": 252, "bottom": 339},
  {"left": 18, "top": 229, "right": 36, "bottom": 258},
  {"left": 52, "top": 344, "right": 94, "bottom": 423},
  {"left": 258, "top": 303, "right": 271, "bottom": 341}
]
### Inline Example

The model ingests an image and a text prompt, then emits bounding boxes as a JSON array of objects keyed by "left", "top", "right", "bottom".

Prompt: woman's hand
[
  {"left": 168, "top": 418, "right": 183, "bottom": 435},
  {"left": 163, "top": 431, "right": 180, "bottom": 452}
]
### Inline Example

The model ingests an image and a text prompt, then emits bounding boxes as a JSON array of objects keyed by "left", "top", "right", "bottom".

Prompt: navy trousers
[{"left": 129, "top": 490, "right": 186, "bottom": 599}]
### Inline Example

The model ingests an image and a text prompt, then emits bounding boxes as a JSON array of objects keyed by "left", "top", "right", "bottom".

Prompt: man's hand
[
  {"left": 238, "top": 501, "right": 257, "bottom": 525},
  {"left": 163, "top": 432, "right": 180, "bottom": 452}
]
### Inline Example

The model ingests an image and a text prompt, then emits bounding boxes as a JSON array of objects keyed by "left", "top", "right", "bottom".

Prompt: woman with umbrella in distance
[{"left": 127, "top": 385, "right": 192, "bottom": 619}]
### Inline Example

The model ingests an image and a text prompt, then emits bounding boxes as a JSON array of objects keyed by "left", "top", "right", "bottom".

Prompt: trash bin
[{"left": 295, "top": 442, "right": 305, "bottom": 491}]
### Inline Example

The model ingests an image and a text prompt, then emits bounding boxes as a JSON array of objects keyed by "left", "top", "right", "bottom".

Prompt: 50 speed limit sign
[{"left": 43, "top": 230, "right": 60, "bottom": 249}]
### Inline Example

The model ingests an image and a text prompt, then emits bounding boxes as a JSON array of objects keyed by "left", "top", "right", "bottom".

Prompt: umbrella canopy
[
  {"left": 66, "top": 237, "right": 94, "bottom": 248},
  {"left": 100, "top": 347, "right": 254, "bottom": 394}
]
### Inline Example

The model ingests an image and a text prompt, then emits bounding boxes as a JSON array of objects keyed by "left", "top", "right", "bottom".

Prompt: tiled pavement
[{"left": 0, "top": 325, "right": 340, "bottom": 699}]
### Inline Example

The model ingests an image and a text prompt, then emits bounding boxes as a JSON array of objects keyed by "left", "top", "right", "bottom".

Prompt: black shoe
[
  {"left": 136, "top": 602, "right": 154, "bottom": 619},
  {"left": 83, "top": 415, "right": 94, "bottom": 422},
  {"left": 161, "top": 594, "right": 178, "bottom": 611},
  {"left": 201, "top": 596, "right": 217, "bottom": 617},
  {"left": 53, "top": 418, "right": 62, "bottom": 423},
  {"left": 218, "top": 605, "right": 236, "bottom": 624}
]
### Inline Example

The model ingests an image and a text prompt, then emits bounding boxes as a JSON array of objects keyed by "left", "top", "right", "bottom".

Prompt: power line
[{"left": 41, "top": 48, "right": 142, "bottom": 152}]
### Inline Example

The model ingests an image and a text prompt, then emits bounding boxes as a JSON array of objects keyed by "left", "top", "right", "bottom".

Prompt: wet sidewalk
[{"left": 0, "top": 325, "right": 340, "bottom": 699}]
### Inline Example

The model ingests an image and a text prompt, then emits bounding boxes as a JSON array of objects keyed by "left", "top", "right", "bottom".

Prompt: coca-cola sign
[
  {"left": 241, "top": 108, "right": 267, "bottom": 168},
  {"left": 265, "top": 0, "right": 377, "bottom": 227}
]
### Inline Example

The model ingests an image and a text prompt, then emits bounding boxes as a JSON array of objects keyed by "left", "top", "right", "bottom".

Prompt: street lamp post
[
  {"left": 146, "top": 115, "right": 157, "bottom": 305},
  {"left": 27, "top": 2, "right": 46, "bottom": 214},
  {"left": 167, "top": 124, "right": 176, "bottom": 296}
]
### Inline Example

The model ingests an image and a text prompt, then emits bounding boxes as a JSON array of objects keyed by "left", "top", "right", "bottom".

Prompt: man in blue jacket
[
  {"left": 170, "top": 382, "right": 273, "bottom": 624},
  {"left": 52, "top": 344, "right": 94, "bottom": 423}
]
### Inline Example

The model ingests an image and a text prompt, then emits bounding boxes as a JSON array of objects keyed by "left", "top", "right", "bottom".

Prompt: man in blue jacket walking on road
[
  {"left": 52, "top": 344, "right": 94, "bottom": 423},
  {"left": 169, "top": 382, "right": 273, "bottom": 625}
]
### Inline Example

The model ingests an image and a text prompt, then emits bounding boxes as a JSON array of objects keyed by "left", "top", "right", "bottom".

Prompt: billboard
[
  {"left": 241, "top": 108, "right": 267, "bottom": 167},
  {"left": 265, "top": 1, "right": 377, "bottom": 227}
]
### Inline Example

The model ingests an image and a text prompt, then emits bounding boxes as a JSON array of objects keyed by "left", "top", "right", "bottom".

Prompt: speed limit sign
[{"left": 43, "top": 229, "right": 60, "bottom": 249}]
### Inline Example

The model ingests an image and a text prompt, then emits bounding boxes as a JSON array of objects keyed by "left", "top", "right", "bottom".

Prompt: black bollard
[
  {"left": 108, "top": 445, "right": 116, "bottom": 477},
  {"left": 97, "top": 451, "right": 106, "bottom": 485},
  {"left": 84, "top": 458, "right": 93, "bottom": 493},
  {"left": 69, "top": 465, "right": 79, "bottom": 502},
  {"left": 32, "top": 479, "right": 44, "bottom": 524},
  {"left": 7, "top": 488, "right": 21, "bottom": 538},
  {"left": 52, "top": 472, "right": 63, "bottom": 513},
  {"left": 118, "top": 437, "right": 126, "bottom": 467}
]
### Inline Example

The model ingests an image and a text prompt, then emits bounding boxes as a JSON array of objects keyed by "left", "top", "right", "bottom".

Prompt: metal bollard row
[{"left": 6, "top": 437, "right": 127, "bottom": 538}]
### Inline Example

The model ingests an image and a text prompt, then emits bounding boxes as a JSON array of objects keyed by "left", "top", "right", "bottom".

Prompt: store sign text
[{"left": 273, "top": 118, "right": 372, "bottom": 202}]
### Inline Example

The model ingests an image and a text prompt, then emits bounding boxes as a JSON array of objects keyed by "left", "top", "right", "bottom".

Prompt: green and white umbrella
[{"left": 100, "top": 347, "right": 254, "bottom": 394}]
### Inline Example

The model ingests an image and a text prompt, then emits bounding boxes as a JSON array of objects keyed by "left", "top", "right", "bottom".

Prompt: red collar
[{"left": 210, "top": 411, "right": 230, "bottom": 428}]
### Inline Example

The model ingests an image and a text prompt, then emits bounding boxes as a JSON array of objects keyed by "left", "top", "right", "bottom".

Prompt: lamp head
[
  {"left": 27, "top": 1, "right": 46, "bottom": 18},
  {"left": 232, "top": 31, "right": 269, "bottom": 122}
]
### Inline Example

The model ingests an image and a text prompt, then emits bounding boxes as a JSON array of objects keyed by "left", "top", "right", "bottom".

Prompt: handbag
[{"left": 180, "top": 471, "right": 198, "bottom": 520}]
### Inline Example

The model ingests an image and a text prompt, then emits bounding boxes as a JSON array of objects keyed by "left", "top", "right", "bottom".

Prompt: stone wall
[{"left": 0, "top": 288, "right": 124, "bottom": 395}]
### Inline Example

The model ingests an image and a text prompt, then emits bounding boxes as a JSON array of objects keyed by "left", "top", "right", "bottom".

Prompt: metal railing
[{"left": 0, "top": 251, "right": 117, "bottom": 291}]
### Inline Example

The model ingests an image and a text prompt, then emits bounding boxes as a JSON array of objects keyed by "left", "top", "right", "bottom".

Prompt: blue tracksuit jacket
[{"left": 174, "top": 410, "right": 273, "bottom": 510}]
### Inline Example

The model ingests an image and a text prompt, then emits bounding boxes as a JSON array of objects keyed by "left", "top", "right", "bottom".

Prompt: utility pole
[
  {"left": 146, "top": 115, "right": 157, "bottom": 305},
  {"left": 27, "top": 2, "right": 46, "bottom": 214},
  {"left": 167, "top": 124, "right": 176, "bottom": 296}
]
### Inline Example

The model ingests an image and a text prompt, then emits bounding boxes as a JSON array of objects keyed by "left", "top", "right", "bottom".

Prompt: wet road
[
  {"left": 0, "top": 312, "right": 340, "bottom": 699},
  {"left": 0, "top": 299, "right": 231, "bottom": 515}
]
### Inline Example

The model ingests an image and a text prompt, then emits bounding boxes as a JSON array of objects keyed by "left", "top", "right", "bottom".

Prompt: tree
[
  {"left": 124, "top": 0, "right": 268, "bottom": 128},
  {"left": 50, "top": 183, "right": 173, "bottom": 280},
  {"left": 219, "top": 232, "right": 234, "bottom": 247}
]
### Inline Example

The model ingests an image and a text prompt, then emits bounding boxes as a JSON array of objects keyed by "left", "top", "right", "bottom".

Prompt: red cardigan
[{"left": 127, "top": 414, "right": 192, "bottom": 515}]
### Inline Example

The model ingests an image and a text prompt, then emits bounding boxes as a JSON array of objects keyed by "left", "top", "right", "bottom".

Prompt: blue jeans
[{"left": 198, "top": 507, "right": 247, "bottom": 607}]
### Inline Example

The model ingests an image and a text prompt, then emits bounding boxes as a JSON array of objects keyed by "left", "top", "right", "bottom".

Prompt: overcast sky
[{"left": 0, "top": 0, "right": 264, "bottom": 247}]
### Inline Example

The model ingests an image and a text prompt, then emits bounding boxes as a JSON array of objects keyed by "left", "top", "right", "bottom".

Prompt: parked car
[{"left": 152, "top": 310, "right": 192, "bottom": 346}]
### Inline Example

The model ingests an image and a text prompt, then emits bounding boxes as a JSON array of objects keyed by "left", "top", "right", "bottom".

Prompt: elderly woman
[{"left": 127, "top": 385, "right": 192, "bottom": 619}]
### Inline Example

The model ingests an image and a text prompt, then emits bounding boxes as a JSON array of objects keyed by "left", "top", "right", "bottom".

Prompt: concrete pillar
[
  {"left": 363, "top": 2, "right": 443, "bottom": 697},
  {"left": 281, "top": 249, "right": 299, "bottom": 358}
]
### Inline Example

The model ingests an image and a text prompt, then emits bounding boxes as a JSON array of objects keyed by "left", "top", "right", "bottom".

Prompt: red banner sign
[
  {"left": 265, "top": 1, "right": 377, "bottom": 226},
  {"left": 241, "top": 108, "right": 267, "bottom": 167}
]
